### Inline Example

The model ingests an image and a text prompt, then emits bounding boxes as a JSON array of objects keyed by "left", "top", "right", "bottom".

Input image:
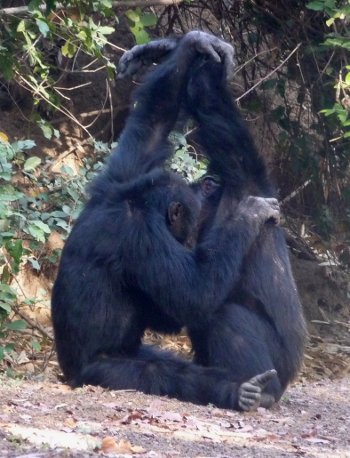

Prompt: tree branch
[
  {"left": 13, "top": 305, "right": 53, "bottom": 341},
  {"left": 0, "top": 0, "right": 183, "bottom": 16},
  {"left": 236, "top": 43, "right": 302, "bottom": 102}
]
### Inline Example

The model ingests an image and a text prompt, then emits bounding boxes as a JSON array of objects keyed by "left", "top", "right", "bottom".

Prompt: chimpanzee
[
  {"left": 51, "top": 31, "right": 280, "bottom": 412},
  {"left": 186, "top": 56, "right": 307, "bottom": 407},
  {"left": 123, "top": 33, "right": 306, "bottom": 408}
]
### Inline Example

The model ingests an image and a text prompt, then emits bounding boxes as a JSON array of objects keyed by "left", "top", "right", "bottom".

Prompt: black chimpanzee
[
  {"left": 185, "top": 56, "right": 307, "bottom": 407},
  {"left": 51, "top": 31, "right": 280, "bottom": 412},
  {"left": 123, "top": 34, "right": 307, "bottom": 408}
]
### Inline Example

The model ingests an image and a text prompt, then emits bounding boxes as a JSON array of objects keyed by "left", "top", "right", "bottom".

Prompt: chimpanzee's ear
[
  {"left": 168, "top": 201, "right": 184, "bottom": 224},
  {"left": 201, "top": 176, "right": 221, "bottom": 197}
]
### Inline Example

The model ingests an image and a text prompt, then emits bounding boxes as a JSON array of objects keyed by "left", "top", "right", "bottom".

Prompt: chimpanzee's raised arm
[
  {"left": 186, "top": 57, "right": 272, "bottom": 193},
  {"left": 106, "top": 32, "right": 235, "bottom": 183}
]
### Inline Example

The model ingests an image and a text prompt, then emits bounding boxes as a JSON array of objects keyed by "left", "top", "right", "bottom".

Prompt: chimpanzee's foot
[
  {"left": 260, "top": 392, "right": 276, "bottom": 409},
  {"left": 238, "top": 369, "right": 277, "bottom": 412}
]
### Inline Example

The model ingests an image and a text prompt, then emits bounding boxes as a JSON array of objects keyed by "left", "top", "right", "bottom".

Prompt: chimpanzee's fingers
[
  {"left": 118, "top": 39, "right": 178, "bottom": 79},
  {"left": 249, "top": 369, "right": 278, "bottom": 389}
]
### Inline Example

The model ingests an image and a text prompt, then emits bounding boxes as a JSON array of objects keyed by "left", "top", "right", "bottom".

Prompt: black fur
[
  {"left": 186, "top": 56, "right": 307, "bottom": 407},
  {"left": 52, "top": 32, "right": 279, "bottom": 411}
]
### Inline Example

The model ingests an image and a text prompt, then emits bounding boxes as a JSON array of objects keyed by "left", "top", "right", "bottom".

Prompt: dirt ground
[{"left": 0, "top": 375, "right": 349, "bottom": 458}]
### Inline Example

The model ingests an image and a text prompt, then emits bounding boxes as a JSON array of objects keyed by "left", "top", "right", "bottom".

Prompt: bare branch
[
  {"left": 1, "top": 0, "right": 183, "bottom": 16},
  {"left": 281, "top": 179, "right": 312, "bottom": 205},
  {"left": 236, "top": 43, "right": 302, "bottom": 103},
  {"left": 12, "top": 305, "right": 53, "bottom": 341}
]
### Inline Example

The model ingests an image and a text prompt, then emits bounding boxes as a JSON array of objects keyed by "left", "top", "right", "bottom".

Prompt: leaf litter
[{"left": 0, "top": 375, "right": 350, "bottom": 457}]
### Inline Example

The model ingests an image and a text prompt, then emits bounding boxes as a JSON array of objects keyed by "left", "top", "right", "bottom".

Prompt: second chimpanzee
[{"left": 185, "top": 50, "right": 307, "bottom": 408}]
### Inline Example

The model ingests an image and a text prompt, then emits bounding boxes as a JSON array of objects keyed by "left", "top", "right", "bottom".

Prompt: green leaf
[
  {"left": 38, "top": 121, "right": 54, "bottom": 139},
  {"left": 5, "top": 343, "right": 15, "bottom": 352},
  {"left": 49, "top": 211, "right": 67, "bottom": 218},
  {"left": 55, "top": 220, "right": 69, "bottom": 231},
  {"left": 62, "top": 205, "right": 72, "bottom": 215},
  {"left": 98, "top": 26, "right": 115, "bottom": 36},
  {"left": 320, "top": 108, "right": 336, "bottom": 116},
  {"left": 31, "top": 339, "right": 41, "bottom": 352},
  {"left": 14, "top": 140, "right": 36, "bottom": 151},
  {"left": 5, "top": 240, "right": 24, "bottom": 274},
  {"left": 61, "top": 40, "right": 77, "bottom": 58},
  {"left": 28, "top": 258, "right": 41, "bottom": 271},
  {"left": 0, "top": 185, "right": 23, "bottom": 202},
  {"left": 26, "top": 224, "right": 45, "bottom": 242},
  {"left": 338, "top": 112, "right": 348, "bottom": 123},
  {"left": 0, "top": 283, "right": 16, "bottom": 299},
  {"left": 36, "top": 19, "right": 50, "bottom": 37},
  {"left": 5, "top": 320, "right": 27, "bottom": 331},
  {"left": 140, "top": 13, "right": 157, "bottom": 27},
  {"left": 32, "top": 220, "right": 51, "bottom": 234},
  {"left": 24, "top": 156, "right": 41, "bottom": 172},
  {"left": 131, "top": 26, "right": 149, "bottom": 45},
  {"left": 0, "top": 303, "right": 12, "bottom": 314},
  {"left": 17, "top": 20, "right": 26, "bottom": 33},
  {"left": 126, "top": 9, "right": 141, "bottom": 23},
  {"left": 77, "top": 30, "right": 87, "bottom": 41},
  {"left": 306, "top": 1, "right": 325, "bottom": 11}
]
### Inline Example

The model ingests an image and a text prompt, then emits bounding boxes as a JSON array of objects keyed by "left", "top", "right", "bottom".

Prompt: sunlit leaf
[
  {"left": 36, "top": 18, "right": 50, "bottom": 37},
  {"left": 0, "top": 132, "right": 9, "bottom": 143},
  {"left": 24, "top": 156, "right": 41, "bottom": 172}
]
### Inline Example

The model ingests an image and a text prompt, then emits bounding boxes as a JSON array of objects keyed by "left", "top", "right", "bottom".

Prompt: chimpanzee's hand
[
  {"left": 118, "top": 31, "right": 234, "bottom": 79},
  {"left": 118, "top": 37, "right": 179, "bottom": 79},
  {"left": 182, "top": 31, "right": 234, "bottom": 79},
  {"left": 236, "top": 195, "right": 281, "bottom": 230}
]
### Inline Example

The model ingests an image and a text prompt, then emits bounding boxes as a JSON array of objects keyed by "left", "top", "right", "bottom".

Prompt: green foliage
[
  {"left": 307, "top": 0, "right": 350, "bottom": 139},
  {"left": 0, "top": 0, "right": 157, "bottom": 123},
  {"left": 125, "top": 8, "right": 157, "bottom": 44},
  {"left": 169, "top": 132, "right": 207, "bottom": 182},
  {"left": 0, "top": 133, "right": 105, "bottom": 361},
  {"left": 228, "top": 0, "right": 350, "bottom": 238}
]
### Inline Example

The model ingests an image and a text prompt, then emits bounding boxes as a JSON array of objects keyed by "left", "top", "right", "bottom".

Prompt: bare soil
[{"left": 0, "top": 375, "right": 349, "bottom": 458}]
